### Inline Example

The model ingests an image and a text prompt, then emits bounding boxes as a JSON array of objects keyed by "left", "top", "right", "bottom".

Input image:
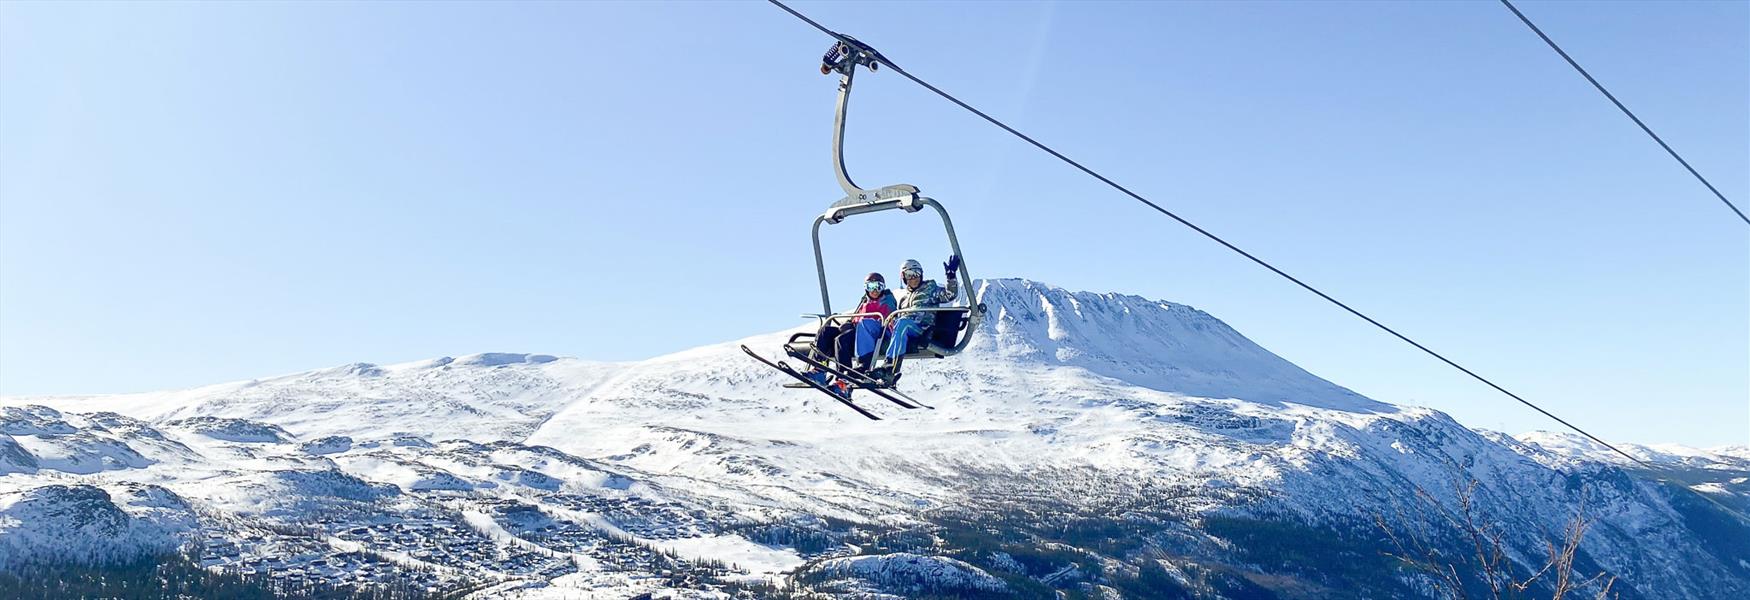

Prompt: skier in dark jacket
[{"left": 804, "top": 272, "right": 897, "bottom": 396}]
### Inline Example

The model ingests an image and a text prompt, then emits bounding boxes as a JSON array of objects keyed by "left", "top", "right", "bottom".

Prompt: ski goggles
[{"left": 865, "top": 280, "right": 885, "bottom": 292}]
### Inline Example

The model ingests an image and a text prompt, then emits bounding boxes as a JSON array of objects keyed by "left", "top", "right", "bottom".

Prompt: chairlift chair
[{"left": 740, "top": 38, "right": 985, "bottom": 419}]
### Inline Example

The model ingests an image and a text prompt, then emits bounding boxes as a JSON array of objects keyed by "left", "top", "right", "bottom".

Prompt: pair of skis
[{"left": 739, "top": 345, "right": 931, "bottom": 420}]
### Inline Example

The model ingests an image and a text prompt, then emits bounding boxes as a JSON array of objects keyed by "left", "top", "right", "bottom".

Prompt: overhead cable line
[
  {"left": 761, "top": 0, "right": 1734, "bottom": 492},
  {"left": 1499, "top": 0, "right": 1748, "bottom": 226}
]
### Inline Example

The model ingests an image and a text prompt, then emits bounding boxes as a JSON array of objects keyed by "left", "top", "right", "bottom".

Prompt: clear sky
[{"left": 2, "top": 1, "right": 1744, "bottom": 446}]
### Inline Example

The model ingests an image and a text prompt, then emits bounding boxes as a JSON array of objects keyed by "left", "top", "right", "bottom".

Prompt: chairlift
[{"left": 741, "top": 37, "right": 986, "bottom": 420}]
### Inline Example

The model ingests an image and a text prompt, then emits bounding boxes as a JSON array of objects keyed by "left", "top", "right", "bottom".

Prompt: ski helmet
[
  {"left": 900, "top": 259, "right": 923, "bottom": 278},
  {"left": 865, "top": 272, "right": 885, "bottom": 283}
]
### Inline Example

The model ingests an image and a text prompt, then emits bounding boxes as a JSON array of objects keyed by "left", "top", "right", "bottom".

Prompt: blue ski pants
[
  {"left": 853, "top": 319, "right": 884, "bottom": 360},
  {"left": 885, "top": 317, "right": 926, "bottom": 363}
]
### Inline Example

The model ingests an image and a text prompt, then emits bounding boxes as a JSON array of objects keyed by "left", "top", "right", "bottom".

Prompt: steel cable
[{"left": 1499, "top": 0, "right": 1747, "bottom": 226}]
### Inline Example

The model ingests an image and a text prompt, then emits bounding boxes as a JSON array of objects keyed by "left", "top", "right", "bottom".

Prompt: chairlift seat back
[{"left": 930, "top": 309, "right": 966, "bottom": 350}]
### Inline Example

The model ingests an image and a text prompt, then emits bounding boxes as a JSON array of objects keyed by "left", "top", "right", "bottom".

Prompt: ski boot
[
  {"left": 802, "top": 368, "right": 831, "bottom": 388},
  {"left": 866, "top": 365, "right": 894, "bottom": 387}
]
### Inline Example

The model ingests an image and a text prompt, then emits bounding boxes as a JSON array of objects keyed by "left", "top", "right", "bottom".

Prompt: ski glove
[{"left": 944, "top": 255, "right": 962, "bottom": 278}]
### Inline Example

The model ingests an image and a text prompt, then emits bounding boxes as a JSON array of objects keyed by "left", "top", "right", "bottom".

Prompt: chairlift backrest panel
[{"left": 930, "top": 309, "right": 966, "bottom": 349}]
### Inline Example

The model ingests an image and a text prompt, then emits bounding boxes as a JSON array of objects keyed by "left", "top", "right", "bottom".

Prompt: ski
[
  {"left": 740, "top": 345, "right": 881, "bottom": 420},
  {"left": 881, "top": 387, "right": 933, "bottom": 410},
  {"left": 780, "top": 348, "right": 926, "bottom": 410}
]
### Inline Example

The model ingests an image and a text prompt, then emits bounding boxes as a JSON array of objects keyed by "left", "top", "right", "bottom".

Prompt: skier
[
  {"left": 868, "top": 255, "right": 960, "bottom": 385},
  {"left": 848, "top": 272, "right": 898, "bottom": 370},
  {"left": 804, "top": 272, "right": 897, "bottom": 397}
]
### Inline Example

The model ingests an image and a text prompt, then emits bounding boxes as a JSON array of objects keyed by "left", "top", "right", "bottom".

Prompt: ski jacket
[
  {"left": 852, "top": 290, "right": 897, "bottom": 322},
  {"left": 896, "top": 277, "right": 959, "bottom": 330}
]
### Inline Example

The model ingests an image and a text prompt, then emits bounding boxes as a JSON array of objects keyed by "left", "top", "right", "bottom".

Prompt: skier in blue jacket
[{"left": 869, "top": 255, "right": 959, "bottom": 384}]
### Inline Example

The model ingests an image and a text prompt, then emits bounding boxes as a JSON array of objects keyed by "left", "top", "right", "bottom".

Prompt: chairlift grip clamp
[{"left": 820, "top": 36, "right": 884, "bottom": 76}]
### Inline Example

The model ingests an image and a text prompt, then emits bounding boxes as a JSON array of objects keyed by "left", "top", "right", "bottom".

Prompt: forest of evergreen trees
[{"left": 0, "top": 550, "right": 453, "bottom": 600}]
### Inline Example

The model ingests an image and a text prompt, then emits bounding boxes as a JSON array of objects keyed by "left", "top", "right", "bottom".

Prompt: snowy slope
[
  {"left": 3, "top": 278, "right": 1745, "bottom": 598},
  {"left": 6, "top": 353, "right": 621, "bottom": 443},
  {"left": 1515, "top": 430, "right": 1750, "bottom": 472}
]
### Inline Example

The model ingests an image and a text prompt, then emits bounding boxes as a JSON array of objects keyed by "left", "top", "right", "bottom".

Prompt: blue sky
[{"left": 1, "top": 1, "right": 1744, "bottom": 446}]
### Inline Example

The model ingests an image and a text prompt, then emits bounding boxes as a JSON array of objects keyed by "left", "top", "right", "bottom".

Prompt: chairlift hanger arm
[{"left": 821, "top": 39, "right": 918, "bottom": 206}]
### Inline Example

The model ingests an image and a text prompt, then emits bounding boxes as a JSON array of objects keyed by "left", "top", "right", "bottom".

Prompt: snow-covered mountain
[{"left": 3, "top": 278, "right": 1745, "bottom": 599}]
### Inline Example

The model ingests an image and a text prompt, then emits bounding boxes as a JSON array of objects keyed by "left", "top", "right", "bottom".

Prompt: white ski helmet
[{"left": 900, "top": 259, "right": 923, "bottom": 279}]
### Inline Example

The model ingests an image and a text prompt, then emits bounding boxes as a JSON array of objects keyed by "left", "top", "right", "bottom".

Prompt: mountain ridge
[{"left": 3, "top": 277, "right": 1745, "bottom": 598}]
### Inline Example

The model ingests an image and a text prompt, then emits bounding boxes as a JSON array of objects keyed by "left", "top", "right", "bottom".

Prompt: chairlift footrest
[{"left": 780, "top": 349, "right": 921, "bottom": 410}]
